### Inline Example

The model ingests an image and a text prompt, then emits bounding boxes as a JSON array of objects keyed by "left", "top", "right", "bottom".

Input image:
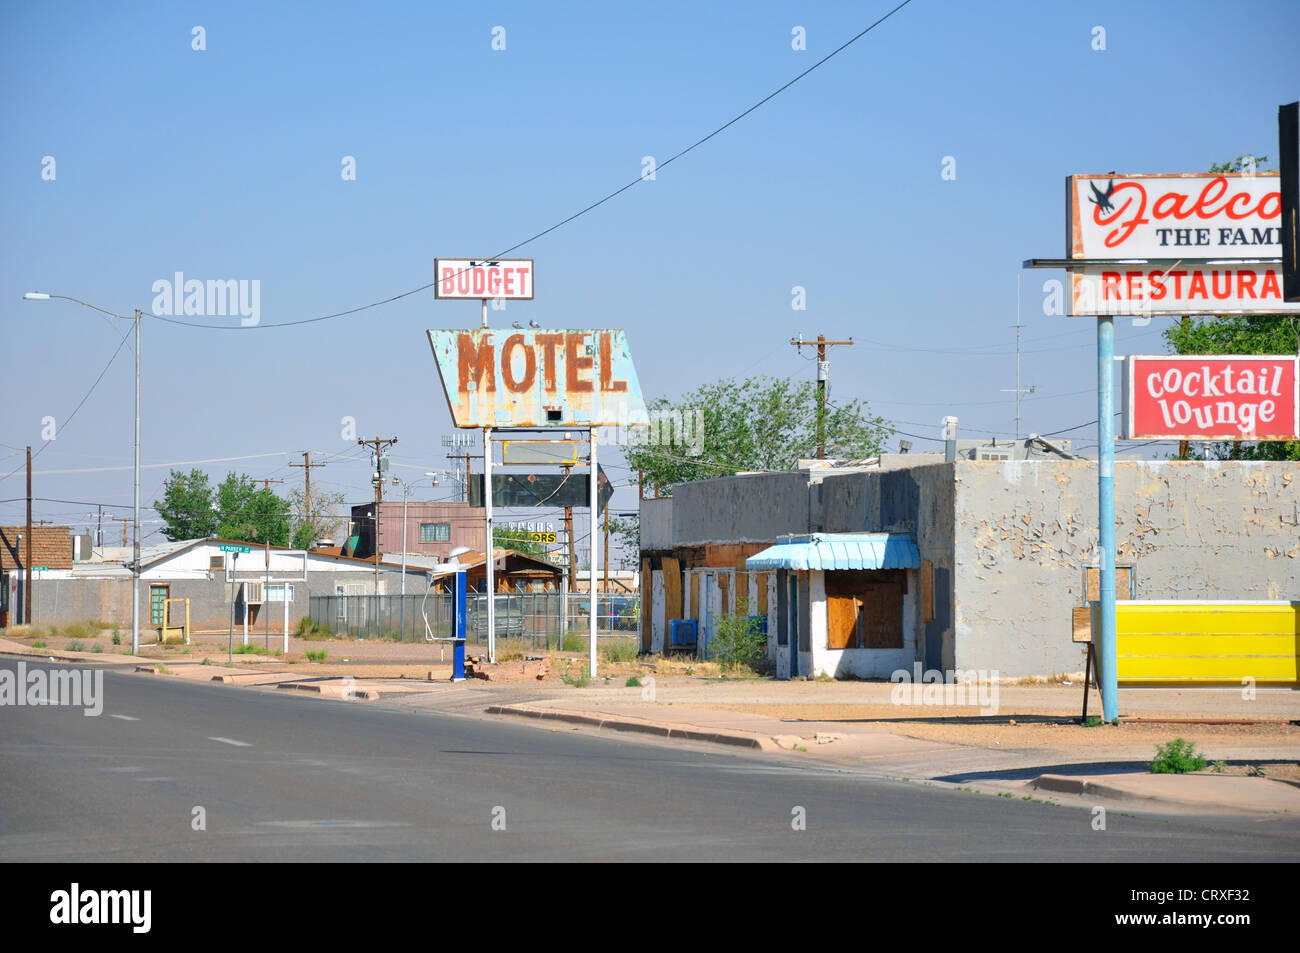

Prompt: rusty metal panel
[
  {"left": 502, "top": 440, "right": 580, "bottom": 466},
  {"left": 428, "top": 328, "right": 648, "bottom": 429}
]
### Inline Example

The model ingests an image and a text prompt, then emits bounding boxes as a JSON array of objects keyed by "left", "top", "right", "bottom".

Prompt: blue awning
[{"left": 745, "top": 533, "right": 920, "bottom": 572}]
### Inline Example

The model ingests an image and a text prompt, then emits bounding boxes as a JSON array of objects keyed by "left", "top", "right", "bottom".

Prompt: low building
[
  {"left": 639, "top": 458, "right": 1300, "bottom": 678},
  {"left": 1, "top": 525, "right": 74, "bottom": 626},
  {"left": 348, "top": 501, "right": 486, "bottom": 561}
]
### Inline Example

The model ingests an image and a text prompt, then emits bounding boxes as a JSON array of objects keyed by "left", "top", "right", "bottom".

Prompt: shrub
[
  {"left": 65, "top": 641, "right": 86, "bottom": 653},
  {"left": 1149, "top": 738, "right": 1207, "bottom": 774},
  {"left": 709, "top": 600, "right": 766, "bottom": 673},
  {"left": 91, "top": 644, "right": 104, "bottom": 653},
  {"left": 32, "top": 641, "right": 46, "bottom": 649},
  {"left": 560, "top": 629, "right": 588, "bottom": 653},
  {"left": 560, "top": 663, "right": 591, "bottom": 687},
  {"left": 600, "top": 638, "right": 638, "bottom": 664},
  {"left": 305, "top": 649, "right": 328, "bottom": 663},
  {"left": 625, "top": 676, "right": 642, "bottom": 688},
  {"left": 112, "top": 627, "right": 121, "bottom": 646}
]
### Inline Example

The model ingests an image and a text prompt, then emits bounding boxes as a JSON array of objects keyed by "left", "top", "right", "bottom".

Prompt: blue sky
[{"left": 2, "top": 0, "right": 1297, "bottom": 553}]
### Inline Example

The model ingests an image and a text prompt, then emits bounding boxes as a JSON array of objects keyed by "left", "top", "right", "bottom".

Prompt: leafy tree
[
  {"left": 214, "top": 472, "right": 291, "bottom": 545},
  {"left": 607, "top": 513, "right": 640, "bottom": 563},
  {"left": 288, "top": 486, "right": 345, "bottom": 550},
  {"left": 625, "top": 375, "right": 892, "bottom": 495},
  {"left": 155, "top": 468, "right": 217, "bottom": 541},
  {"left": 1160, "top": 154, "right": 1300, "bottom": 460}
]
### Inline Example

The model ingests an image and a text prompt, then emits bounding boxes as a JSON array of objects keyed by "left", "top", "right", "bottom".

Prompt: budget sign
[
  {"left": 434, "top": 259, "right": 534, "bottom": 300},
  {"left": 1123, "top": 355, "right": 1299, "bottom": 441}
]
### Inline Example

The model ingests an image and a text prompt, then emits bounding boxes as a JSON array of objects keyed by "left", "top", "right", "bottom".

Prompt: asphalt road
[{"left": 2, "top": 658, "right": 1298, "bottom": 862}]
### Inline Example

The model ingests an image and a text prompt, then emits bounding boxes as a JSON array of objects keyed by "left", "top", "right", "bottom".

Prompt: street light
[
  {"left": 390, "top": 471, "right": 441, "bottom": 639},
  {"left": 24, "top": 293, "right": 143, "bottom": 655}
]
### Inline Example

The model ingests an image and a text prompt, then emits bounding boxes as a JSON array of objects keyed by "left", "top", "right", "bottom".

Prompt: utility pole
[
  {"left": 357, "top": 437, "right": 397, "bottom": 613},
  {"left": 603, "top": 505, "right": 610, "bottom": 593},
  {"left": 96, "top": 505, "right": 103, "bottom": 547},
  {"left": 790, "top": 334, "right": 854, "bottom": 458},
  {"left": 111, "top": 516, "right": 131, "bottom": 546},
  {"left": 260, "top": 478, "right": 285, "bottom": 492},
  {"left": 563, "top": 465, "right": 576, "bottom": 591},
  {"left": 290, "top": 451, "right": 326, "bottom": 542},
  {"left": 25, "top": 446, "right": 32, "bottom": 624}
]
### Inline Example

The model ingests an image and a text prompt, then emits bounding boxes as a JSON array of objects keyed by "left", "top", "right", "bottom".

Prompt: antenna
[{"left": 1001, "top": 275, "right": 1037, "bottom": 439}]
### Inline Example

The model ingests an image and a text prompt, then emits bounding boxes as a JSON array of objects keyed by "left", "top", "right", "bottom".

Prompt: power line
[{"left": 138, "top": 1, "right": 917, "bottom": 332}]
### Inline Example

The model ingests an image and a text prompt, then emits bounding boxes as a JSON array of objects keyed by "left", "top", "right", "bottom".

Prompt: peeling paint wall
[{"left": 954, "top": 460, "right": 1300, "bottom": 675}]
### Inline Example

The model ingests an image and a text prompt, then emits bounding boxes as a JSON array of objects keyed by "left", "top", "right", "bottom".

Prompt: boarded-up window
[
  {"left": 756, "top": 572, "right": 767, "bottom": 614},
  {"left": 718, "top": 573, "right": 730, "bottom": 616},
  {"left": 1084, "top": 566, "right": 1134, "bottom": 603},
  {"left": 662, "top": 557, "right": 683, "bottom": 624},
  {"left": 824, "top": 570, "right": 905, "bottom": 650},
  {"left": 210, "top": 555, "right": 225, "bottom": 572}
]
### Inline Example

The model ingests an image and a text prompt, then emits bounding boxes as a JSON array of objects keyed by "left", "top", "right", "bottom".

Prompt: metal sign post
[
  {"left": 484, "top": 426, "right": 495, "bottom": 663},
  {"left": 227, "top": 551, "right": 239, "bottom": 665},
  {"left": 589, "top": 429, "right": 599, "bottom": 678},
  {"left": 1096, "top": 317, "right": 1118, "bottom": 722}
]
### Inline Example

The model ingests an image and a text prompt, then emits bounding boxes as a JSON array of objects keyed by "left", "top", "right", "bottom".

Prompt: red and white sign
[
  {"left": 1123, "top": 355, "right": 1299, "bottom": 441},
  {"left": 434, "top": 258, "right": 534, "bottom": 300},
  {"left": 1066, "top": 173, "right": 1288, "bottom": 315}
]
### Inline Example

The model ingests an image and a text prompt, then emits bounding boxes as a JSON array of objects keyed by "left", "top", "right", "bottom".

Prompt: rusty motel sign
[
  {"left": 428, "top": 326, "right": 648, "bottom": 674},
  {"left": 1025, "top": 163, "right": 1290, "bottom": 724}
]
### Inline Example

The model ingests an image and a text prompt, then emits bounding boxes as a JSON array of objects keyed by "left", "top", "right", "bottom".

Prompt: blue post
[
  {"left": 1097, "top": 316, "right": 1119, "bottom": 722},
  {"left": 452, "top": 569, "right": 467, "bottom": 682}
]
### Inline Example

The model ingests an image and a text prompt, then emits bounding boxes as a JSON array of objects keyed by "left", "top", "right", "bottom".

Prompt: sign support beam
[
  {"left": 484, "top": 426, "right": 495, "bottom": 664},
  {"left": 589, "top": 429, "right": 599, "bottom": 678},
  {"left": 1097, "top": 316, "right": 1118, "bottom": 722}
]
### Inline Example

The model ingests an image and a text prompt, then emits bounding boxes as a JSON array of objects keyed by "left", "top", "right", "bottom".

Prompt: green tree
[
  {"left": 626, "top": 375, "right": 892, "bottom": 494},
  {"left": 155, "top": 468, "right": 217, "bottom": 541},
  {"left": 1160, "top": 154, "right": 1300, "bottom": 460},
  {"left": 214, "top": 473, "right": 292, "bottom": 545}
]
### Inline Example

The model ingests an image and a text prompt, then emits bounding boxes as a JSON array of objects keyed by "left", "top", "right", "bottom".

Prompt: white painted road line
[
  {"left": 109, "top": 715, "right": 140, "bottom": 721},
  {"left": 209, "top": 736, "right": 251, "bottom": 747}
]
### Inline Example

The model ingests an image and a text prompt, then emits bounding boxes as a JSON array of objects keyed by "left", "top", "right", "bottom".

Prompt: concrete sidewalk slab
[{"left": 1027, "top": 772, "right": 1300, "bottom": 813}]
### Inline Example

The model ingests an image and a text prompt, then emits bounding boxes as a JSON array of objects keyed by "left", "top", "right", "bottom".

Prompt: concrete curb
[
  {"left": 277, "top": 681, "right": 380, "bottom": 701},
  {"left": 1029, "top": 772, "right": 1300, "bottom": 811},
  {"left": 486, "top": 704, "right": 766, "bottom": 750}
]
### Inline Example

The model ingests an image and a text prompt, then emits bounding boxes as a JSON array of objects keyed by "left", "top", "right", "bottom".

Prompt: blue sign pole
[
  {"left": 452, "top": 568, "right": 467, "bottom": 682},
  {"left": 1097, "top": 316, "right": 1119, "bottom": 722}
]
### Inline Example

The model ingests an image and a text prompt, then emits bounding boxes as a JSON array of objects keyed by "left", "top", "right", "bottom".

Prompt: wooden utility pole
[
  {"left": 789, "top": 334, "right": 854, "bottom": 458},
  {"left": 111, "top": 516, "right": 131, "bottom": 546},
  {"left": 357, "top": 437, "right": 398, "bottom": 600},
  {"left": 290, "top": 451, "right": 326, "bottom": 541},
  {"left": 25, "top": 446, "right": 32, "bottom": 623},
  {"left": 603, "top": 505, "right": 610, "bottom": 593},
  {"left": 260, "top": 478, "right": 285, "bottom": 491},
  {"left": 562, "top": 464, "right": 576, "bottom": 591}
]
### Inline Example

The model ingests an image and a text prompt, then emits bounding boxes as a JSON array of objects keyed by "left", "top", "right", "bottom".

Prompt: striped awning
[{"left": 745, "top": 533, "right": 920, "bottom": 572}]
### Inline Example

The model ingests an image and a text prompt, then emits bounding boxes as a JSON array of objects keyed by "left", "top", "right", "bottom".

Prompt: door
[
  {"left": 150, "top": 585, "right": 170, "bottom": 627},
  {"left": 788, "top": 574, "right": 799, "bottom": 678}
]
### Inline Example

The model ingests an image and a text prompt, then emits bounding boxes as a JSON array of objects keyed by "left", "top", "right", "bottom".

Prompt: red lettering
[
  {"left": 1188, "top": 272, "right": 1207, "bottom": 299},
  {"left": 500, "top": 334, "right": 535, "bottom": 392},
  {"left": 471, "top": 268, "right": 486, "bottom": 296},
  {"left": 535, "top": 333, "right": 564, "bottom": 389},
  {"left": 599, "top": 332, "right": 627, "bottom": 392},
  {"left": 503, "top": 268, "right": 515, "bottom": 297},
  {"left": 1125, "top": 271, "right": 1144, "bottom": 300},
  {"left": 487, "top": 268, "right": 502, "bottom": 296},
  {"left": 565, "top": 333, "right": 593, "bottom": 393},
  {"left": 1262, "top": 270, "right": 1282, "bottom": 299},
  {"left": 1102, "top": 272, "right": 1121, "bottom": 300},
  {"left": 1239, "top": 270, "right": 1257, "bottom": 297},
  {"left": 457, "top": 333, "right": 495, "bottom": 393}
]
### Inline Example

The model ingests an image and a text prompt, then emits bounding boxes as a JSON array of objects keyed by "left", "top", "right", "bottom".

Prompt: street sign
[
  {"left": 1122, "top": 355, "right": 1299, "bottom": 441},
  {"left": 1065, "top": 172, "right": 1288, "bottom": 315},
  {"left": 219, "top": 544, "right": 251, "bottom": 554},
  {"left": 502, "top": 440, "right": 580, "bottom": 466},
  {"left": 427, "top": 328, "right": 648, "bottom": 429},
  {"left": 434, "top": 259, "right": 534, "bottom": 300},
  {"left": 470, "top": 466, "right": 614, "bottom": 513}
]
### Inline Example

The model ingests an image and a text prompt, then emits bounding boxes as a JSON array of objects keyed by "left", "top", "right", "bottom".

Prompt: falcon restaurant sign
[
  {"left": 1122, "top": 355, "right": 1299, "bottom": 441},
  {"left": 434, "top": 259, "right": 534, "bottom": 300},
  {"left": 428, "top": 328, "right": 648, "bottom": 429},
  {"left": 1066, "top": 173, "right": 1290, "bottom": 315}
]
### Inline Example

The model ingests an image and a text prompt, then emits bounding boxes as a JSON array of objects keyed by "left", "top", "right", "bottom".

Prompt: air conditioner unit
[
  {"left": 243, "top": 581, "right": 264, "bottom": 604},
  {"left": 975, "top": 446, "right": 1012, "bottom": 461}
]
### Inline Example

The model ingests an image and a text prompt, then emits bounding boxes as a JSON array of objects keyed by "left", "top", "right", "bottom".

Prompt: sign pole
[
  {"left": 227, "top": 552, "right": 237, "bottom": 665},
  {"left": 484, "top": 425, "right": 496, "bottom": 664},
  {"left": 1097, "top": 315, "right": 1119, "bottom": 722},
  {"left": 589, "top": 428, "right": 599, "bottom": 678}
]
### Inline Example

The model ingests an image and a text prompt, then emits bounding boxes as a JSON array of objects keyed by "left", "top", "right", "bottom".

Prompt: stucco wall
[
  {"left": 672, "top": 472, "right": 813, "bottom": 546},
  {"left": 952, "top": 460, "right": 1300, "bottom": 676}
]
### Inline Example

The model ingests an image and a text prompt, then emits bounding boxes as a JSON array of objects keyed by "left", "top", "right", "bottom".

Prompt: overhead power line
[{"left": 142, "top": 1, "right": 917, "bottom": 331}]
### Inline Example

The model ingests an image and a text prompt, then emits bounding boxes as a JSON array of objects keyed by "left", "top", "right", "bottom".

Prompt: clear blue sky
[{"left": 2, "top": 0, "right": 1297, "bottom": 552}]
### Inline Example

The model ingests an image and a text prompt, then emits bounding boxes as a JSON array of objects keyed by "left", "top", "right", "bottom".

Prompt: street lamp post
[
  {"left": 23, "top": 293, "right": 142, "bottom": 655},
  {"left": 391, "top": 471, "right": 440, "bottom": 640}
]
